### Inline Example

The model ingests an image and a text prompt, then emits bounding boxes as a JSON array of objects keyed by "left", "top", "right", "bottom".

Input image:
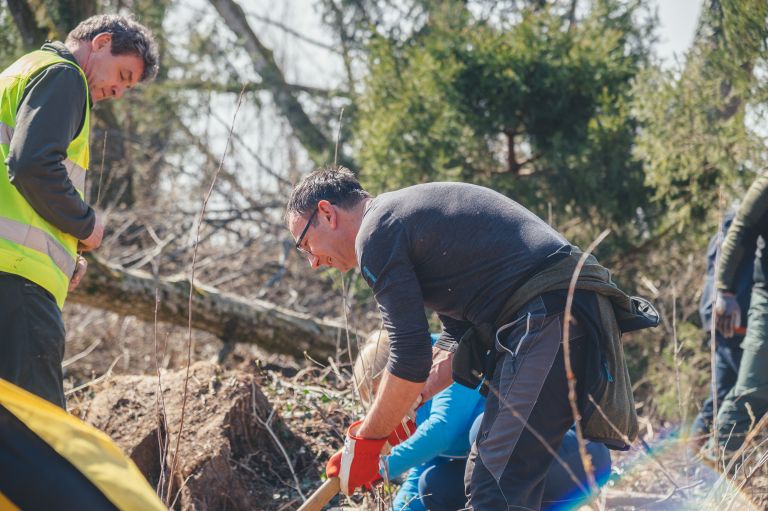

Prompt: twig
[
  {"left": 96, "top": 130, "right": 107, "bottom": 207},
  {"left": 586, "top": 393, "right": 683, "bottom": 492},
  {"left": 718, "top": 412, "right": 768, "bottom": 482},
  {"left": 251, "top": 383, "right": 307, "bottom": 501},
  {"left": 562, "top": 228, "right": 610, "bottom": 495},
  {"left": 671, "top": 288, "right": 690, "bottom": 478},
  {"left": 639, "top": 438, "right": 683, "bottom": 491},
  {"left": 303, "top": 350, "right": 327, "bottom": 368},
  {"left": 166, "top": 84, "right": 247, "bottom": 503},
  {"left": 65, "top": 355, "right": 122, "bottom": 395},
  {"left": 334, "top": 108, "right": 344, "bottom": 168},
  {"left": 636, "top": 481, "right": 704, "bottom": 510},
  {"left": 168, "top": 473, "right": 193, "bottom": 511},
  {"left": 246, "top": 10, "right": 342, "bottom": 55},
  {"left": 484, "top": 382, "right": 589, "bottom": 496},
  {"left": 62, "top": 339, "right": 101, "bottom": 367},
  {"left": 308, "top": 399, "right": 346, "bottom": 442},
  {"left": 710, "top": 185, "right": 726, "bottom": 453},
  {"left": 327, "top": 356, "right": 344, "bottom": 382},
  {"left": 153, "top": 288, "right": 170, "bottom": 495}
]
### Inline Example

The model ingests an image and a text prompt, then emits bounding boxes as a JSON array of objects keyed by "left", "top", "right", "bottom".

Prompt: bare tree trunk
[
  {"left": 208, "top": 0, "right": 355, "bottom": 169},
  {"left": 7, "top": 0, "right": 48, "bottom": 48},
  {"left": 70, "top": 255, "right": 359, "bottom": 359}
]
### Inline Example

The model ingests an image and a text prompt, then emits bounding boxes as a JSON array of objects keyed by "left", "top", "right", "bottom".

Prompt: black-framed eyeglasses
[{"left": 294, "top": 207, "right": 318, "bottom": 256}]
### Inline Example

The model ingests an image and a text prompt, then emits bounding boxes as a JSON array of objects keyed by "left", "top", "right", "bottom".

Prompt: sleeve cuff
[{"left": 434, "top": 338, "right": 458, "bottom": 353}]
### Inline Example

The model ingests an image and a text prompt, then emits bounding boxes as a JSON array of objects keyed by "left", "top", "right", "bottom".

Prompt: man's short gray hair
[
  {"left": 66, "top": 14, "right": 159, "bottom": 81},
  {"left": 286, "top": 166, "right": 370, "bottom": 221}
]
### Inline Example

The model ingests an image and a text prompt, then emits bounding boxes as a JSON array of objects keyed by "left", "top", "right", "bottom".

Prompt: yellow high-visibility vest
[{"left": 0, "top": 50, "right": 90, "bottom": 309}]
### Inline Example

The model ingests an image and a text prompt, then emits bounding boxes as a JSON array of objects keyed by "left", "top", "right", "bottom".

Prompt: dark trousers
[
  {"left": 691, "top": 339, "right": 743, "bottom": 438},
  {"left": 420, "top": 424, "right": 611, "bottom": 511},
  {"left": 0, "top": 273, "right": 66, "bottom": 408},
  {"left": 465, "top": 294, "right": 588, "bottom": 511},
  {"left": 710, "top": 287, "right": 768, "bottom": 452}
]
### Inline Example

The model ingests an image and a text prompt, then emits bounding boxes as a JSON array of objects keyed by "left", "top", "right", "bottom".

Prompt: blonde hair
[{"left": 353, "top": 330, "right": 391, "bottom": 406}]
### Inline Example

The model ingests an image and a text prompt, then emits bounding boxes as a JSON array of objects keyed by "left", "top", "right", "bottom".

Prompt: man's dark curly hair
[
  {"left": 66, "top": 14, "right": 159, "bottom": 81},
  {"left": 286, "top": 166, "right": 370, "bottom": 221}
]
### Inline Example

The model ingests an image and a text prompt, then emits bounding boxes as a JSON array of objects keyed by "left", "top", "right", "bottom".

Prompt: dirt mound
[{"left": 79, "top": 361, "right": 312, "bottom": 510}]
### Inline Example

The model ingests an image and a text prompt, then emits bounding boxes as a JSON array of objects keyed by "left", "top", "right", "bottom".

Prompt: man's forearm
[
  {"left": 358, "top": 371, "right": 424, "bottom": 439},
  {"left": 419, "top": 348, "right": 454, "bottom": 403}
]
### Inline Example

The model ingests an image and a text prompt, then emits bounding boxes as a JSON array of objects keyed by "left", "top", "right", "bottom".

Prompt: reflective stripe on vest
[
  {"left": 62, "top": 159, "right": 86, "bottom": 191},
  {"left": 0, "top": 217, "right": 76, "bottom": 277},
  {"left": 0, "top": 121, "right": 86, "bottom": 191},
  {"left": 0, "top": 121, "right": 11, "bottom": 145}
]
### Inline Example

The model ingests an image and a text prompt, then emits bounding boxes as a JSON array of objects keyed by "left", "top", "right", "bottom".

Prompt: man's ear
[
  {"left": 91, "top": 32, "right": 113, "bottom": 52},
  {"left": 317, "top": 200, "right": 337, "bottom": 228}
]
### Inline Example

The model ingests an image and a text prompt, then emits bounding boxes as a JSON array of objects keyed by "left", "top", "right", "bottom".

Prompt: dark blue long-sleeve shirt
[{"left": 355, "top": 182, "right": 568, "bottom": 381}]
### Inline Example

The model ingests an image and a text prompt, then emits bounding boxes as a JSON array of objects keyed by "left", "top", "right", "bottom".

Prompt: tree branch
[
  {"left": 7, "top": 0, "right": 49, "bottom": 48},
  {"left": 159, "top": 78, "right": 341, "bottom": 98},
  {"left": 70, "top": 255, "right": 358, "bottom": 360},
  {"left": 208, "top": 0, "right": 354, "bottom": 168}
]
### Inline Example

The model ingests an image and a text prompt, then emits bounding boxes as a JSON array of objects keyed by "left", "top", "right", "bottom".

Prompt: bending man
[{"left": 286, "top": 167, "right": 655, "bottom": 510}]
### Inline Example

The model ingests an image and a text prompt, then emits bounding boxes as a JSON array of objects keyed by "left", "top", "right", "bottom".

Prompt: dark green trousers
[
  {"left": 0, "top": 272, "right": 66, "bottom": 408},
  {"left": 711, "top": 287, "right": 768, "bottom": 452}
]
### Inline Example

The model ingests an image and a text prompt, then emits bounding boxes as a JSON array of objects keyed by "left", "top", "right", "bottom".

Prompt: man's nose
[
  {"left": 308, "top": 254, "right": 320, "bottom": 269},
  {"left": 113, "top": 86, "right": 126, "bottom": 99}
]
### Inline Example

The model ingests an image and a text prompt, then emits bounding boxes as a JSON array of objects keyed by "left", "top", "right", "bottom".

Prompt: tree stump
[{"left": 83, "top": 362, "right": 310, "bottom": 510}]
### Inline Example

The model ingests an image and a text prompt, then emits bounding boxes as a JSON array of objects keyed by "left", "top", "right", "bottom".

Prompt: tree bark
[
  {"left": 7, "top": 0, "right": 48, "bottom": 49},
  {"left": 70, "top": 255, "right": 359, "bottom": 360}
]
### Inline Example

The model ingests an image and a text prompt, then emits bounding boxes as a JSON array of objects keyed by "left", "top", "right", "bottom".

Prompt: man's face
[
  {"left": 288, "top": 206, "right": 356, "bottom": 273},
  {"left": 85, "top": 33, "right": 144, "bottom": 102}
]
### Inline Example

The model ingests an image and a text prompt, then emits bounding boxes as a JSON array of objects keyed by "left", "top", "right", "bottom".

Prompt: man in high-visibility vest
[{"left": 0, "top": 14, "right": 159, "bottom": 408}]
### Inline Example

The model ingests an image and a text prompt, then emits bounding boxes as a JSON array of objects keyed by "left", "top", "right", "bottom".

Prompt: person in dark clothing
[
  {"left": 708, "top": 173, "right": 768, "bottom": 454},
  {"left": 0, "top": 14, "right": 159, "bottom": 408},
  {"left": 690, "top": 213, "right": 753, "bottom": 445},
  {"left": 285, "top": 167, "right": 655, "bottom": 510}
]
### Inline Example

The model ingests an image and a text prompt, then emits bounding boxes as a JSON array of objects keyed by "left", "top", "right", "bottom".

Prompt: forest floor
[{"left": 63, "top": 307, "right": 767, "bottom": 511}]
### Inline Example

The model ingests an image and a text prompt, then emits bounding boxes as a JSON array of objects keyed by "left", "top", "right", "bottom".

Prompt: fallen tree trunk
[{"left": 70, "top": 255, "right": 361, "bottom": 359}]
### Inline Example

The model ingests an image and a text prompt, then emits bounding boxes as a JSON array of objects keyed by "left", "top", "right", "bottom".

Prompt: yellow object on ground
[{"left": 0, "top": 378, "right": 166, "bottom": 511}]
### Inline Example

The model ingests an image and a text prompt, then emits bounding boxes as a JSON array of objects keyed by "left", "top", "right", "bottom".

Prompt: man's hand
[
  {"left": 326, "top": 420, "right": 388, "bottom": 495},
  {"left": 68, "top": 255, "right": 87, "bottom": 292},
  {"left": 405, "top": 395, "right": 422, "bottom": 422},
  {"left": 78, "top": 215, "right": 104, "bottom": 252},
  {"left": 419, "top": 347, "right": 454, "bottom": 403},
  {"left": 715, "top": 290, "right": 741, "bottom": 338}
]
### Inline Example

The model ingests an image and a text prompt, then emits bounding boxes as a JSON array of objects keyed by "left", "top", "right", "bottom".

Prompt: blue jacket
[
  {"left": 384, "top": 377, "right": 486, "bottom": 478},
  {"left": 383, "top": 334, "right": 485, "bottom": 477}
]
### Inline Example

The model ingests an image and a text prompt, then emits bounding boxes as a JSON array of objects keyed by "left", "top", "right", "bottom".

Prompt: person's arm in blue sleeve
[{"left": 383, "top": 382, "right": 483, "bottom": 478}]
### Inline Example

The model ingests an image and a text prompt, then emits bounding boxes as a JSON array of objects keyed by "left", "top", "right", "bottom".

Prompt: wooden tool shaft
[{"left": 297, "top": 477, "right": 341, "bottom": 511}]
